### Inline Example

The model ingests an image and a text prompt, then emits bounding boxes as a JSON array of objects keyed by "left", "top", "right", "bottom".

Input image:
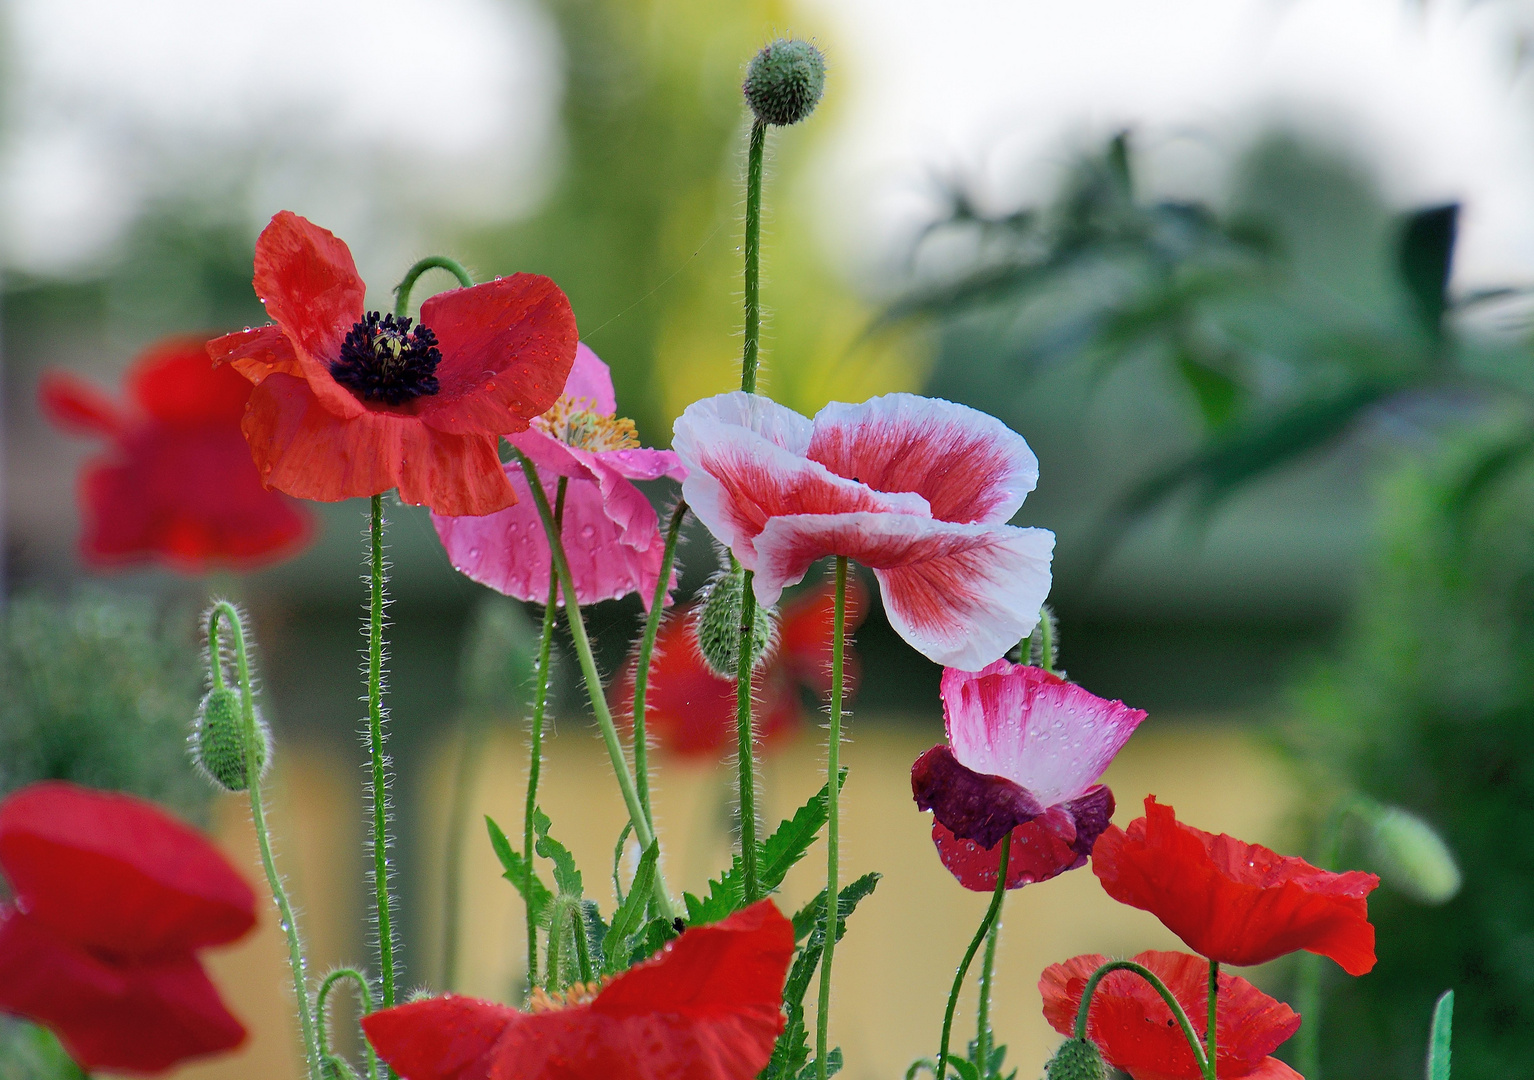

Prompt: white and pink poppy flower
[
  {"left": 911, "top": 661, "right": 1146, "bottom": 891},
  {"left": 670, "top": 392, "right": 1054, "bottom": 669},
  {"left": 433, "top": 344, "right": 685, "bottom": 609}
]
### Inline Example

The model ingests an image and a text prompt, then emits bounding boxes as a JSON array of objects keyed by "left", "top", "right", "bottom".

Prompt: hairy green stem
[
  {"left": 1039, "top": 607, "right": 1054, "bottom": 674},
  {"left": 209, "top": 604, "right": 321, "bottom": 1080},
  {"left": 1207, "top": 961, "right": 1219, "bottom": 1080},
  {"left": 735, "top": 569, "right": 762, "bottom": 904},
  {"left": 741, "top": 119, "right": 767, "bottom": 393},
  {"left": 365, "top": 496, "right": 398, "bottom": 1007},
  {"left": 936, "top": 833, "right": 1009, "bottom": 1080},
  {"left": 571, "top": 904, "right": 595, "bottom": 984},
  {"left": 633, "top": 500, "right": 689, "bottom": 830},
  {"left": 975, "top": 906, "right": 1002, "bottom": 1073},
  {"left": 1072, "top": 960, "right": 1209, "bottom": 1076},
  {"left": 815, "top": 557, "right": 850, "bottom": 1080},
  {"left": 514, "top": 451, "right": 673, "bottom": 919},
  {"left": 392, "top": 256, "right": 475, "bottom": 317},
  {"left": 316, "top": 968, "right": 380, "bottom": 1080}
]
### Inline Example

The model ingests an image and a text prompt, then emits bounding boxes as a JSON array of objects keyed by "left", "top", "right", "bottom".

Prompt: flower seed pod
[
  {"left": 693, "top": 565, "right": 777, "bottom": 679},
  {"left": 1365, "top": 805, "right": 1462, "bottom": 905},
  {"left": 743, "top": 39, "right": 826, "bottom": 127},
  {"left": 193, "top": 686, "right": 267, "bottom": 793},
  {"left": 1045, "top": 1038, "right": 1106, "bottom": 1080}
]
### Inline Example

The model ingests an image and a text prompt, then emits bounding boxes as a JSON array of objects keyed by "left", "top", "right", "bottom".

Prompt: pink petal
[
  {"left": 433, "top": 464, "right": 674, "bottom": 610},
  {"left": 807, "top": 393, "right": 1039, "bottom": 524},
  {"left": 941, "top": 662, "right": 1147, "bottom": 805},
  {"left": 564, "top": 342, "right": 618, "bottom": 414},
  {"left": 751, "top": 512, "right": 1053, "bottom": 669},
  {"left": 673, "top": 394, "right": 928, "bottom": 569}
]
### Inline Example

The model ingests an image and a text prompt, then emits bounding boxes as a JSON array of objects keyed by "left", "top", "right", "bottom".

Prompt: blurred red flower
[
  {"left": 1093, "top": 796, "right": 1379, "bottom": 974},
  {"left": 39, "top": 335, "right": 313, "bottom": 571},
  {"left": 1039, "top": 950, "right": 1301, "bottom": 1080},
  {"left": 610, "top": 577, "right": 869, "bottom": 760},
  {"left": 0, "top": 781, "right": 257, "bottom": 1074},
  {"left": 362, "top": 899, "right": 794, "bottom": 1080},
  {"left": 208, "top": 211, "right": 577, "bottom": 516}
]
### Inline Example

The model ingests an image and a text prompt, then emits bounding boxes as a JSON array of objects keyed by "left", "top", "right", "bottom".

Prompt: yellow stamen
[
  {"left": 526, "top": 978, "right": 609, "bottom": 1013},
  {"left": 534, "top": 395, "right": 641, "bottom": 452}
]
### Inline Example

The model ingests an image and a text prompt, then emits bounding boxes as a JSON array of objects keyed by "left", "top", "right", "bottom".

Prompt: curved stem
[
  {"left": 975, "top": 907, "right": 1002, "bottom": 1074},
  {"left": 522, "top": 479, "right": 567, "bottom": 993},
  {"left": 741, "top": 120, "right": 767, "bottom": 393},
  {"left": 1206, "top": 961, "right": 1219, "bottom": 1080},
  {"left": 735, "top": 567, "right": 761, "bottom": 904},
  {"left": 1072, "top": 960, "right": 1209, "bottom": 1077},
  {"left": 365, "top": 495, "right": 398, "bottom": 1007},
  {"left": 316, "top": 968, "right": 380, "bottom": 1080},
  {"left": 936, "top": 833, "right": 1010, "bottom": 1080},
  {"left": 513, "top": 451, "right": 674, "bottom": 919},
  {"left": 815, "top": 557, "right": 849, "bottom": 1080},
  {"left": 393, "top": 256, "right": 475, "bottom": 317},
  {"left": 209, "top": 603, "right": 321, "bottom": 1080},
  {"left": 633, "top": 501, "right": 689, "bottom": 831}
]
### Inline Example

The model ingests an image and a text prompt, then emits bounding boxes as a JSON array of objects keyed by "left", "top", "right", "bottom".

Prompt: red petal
[
  {"left": 776, "top": 575, "right": 868, "bottom": 693},
  {"left": 242, "top": 373, "right": 517, "bottom": 515},
  {"left": 414, "top": 274, "right": 578, "bottom": 436},
  {"left": 0, "top": 781, "right": 256, "bottom": 959},
  {"left": 0, "top": 909, "right": 247, "bottom": 1074},
  {"left": 252, "top": 211, "right": 365, "bottom": 371},
  {"left": 207, "top": 324, "right": 305, "bottom": 386},
  {"left": 1093, "top": 797, "right": 1378, "bottom": 973},
  {"left": 38, "top": 372, "right": 125, "bottom": 437},
  {"left": 361, "top": 995, "right": 517, "bottom": 1080},
  {"left": 128, "top": 336, "right": 251, "bottom": 424},
  {"left": 929, "top": 787, "right": 1112, "bottom": 891},
  {"left": 1039, "top": 950, "right": 1300, "bottom": 1080}
]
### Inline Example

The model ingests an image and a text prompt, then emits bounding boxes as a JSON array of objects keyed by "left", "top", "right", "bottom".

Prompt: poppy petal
[
  {"left": 361, "top": 995, "right": 517, "bottom": 1080},
  {"left": 930, "top": 785, "right": 1114, "bottom": 891},
  {"left": 562, "top": 342, "right": 619, "bottom": 414},
  {"left": 128, "top": 337, "right": 251, "bottom": 425},
  {"left": 806, "top": 393, "right": 1039, "bottom": 525},
  {"left": 243, "top": 373, "right": 516, "bottom": 515},
  {"left": 912, "top": 745, "right": 1045, "bottom": 849},
  {"left": 941, "top": 662, "right": 1146, "bottom": 804},
  {"left": 38, "top": 373, "right": 126, "bottom": 437},
  {"left": 413, "top": 274, "right": 577, "bottom": 436},
  {"left": 750, "top": 511, "right": 1053, "bottom": 669},
  {"left": 207, "top": 324, "right": 305, "bottom": 387},
  {"left": 252, "top": 211, "right": 365, "bottom": 377},
  {"left": 0, "top": 781, "right": 256, "bottom": 958},
  {"left": 775, "top": 576, "right": 869, "bottom": 694}
]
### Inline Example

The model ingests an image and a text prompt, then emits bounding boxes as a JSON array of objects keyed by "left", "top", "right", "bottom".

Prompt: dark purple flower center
[{"left": 331, "top": 311, "right": 441, "bottom": 405}]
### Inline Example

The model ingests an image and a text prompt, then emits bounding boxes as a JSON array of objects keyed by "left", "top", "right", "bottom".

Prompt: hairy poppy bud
[
  {"left": 743, "top": 39, "right": 826, "bottom": 126},
  {"left": 1045, "top": 1038, "right": 1106, "bottom": 1080},
  {"left": 693, "top": 565, "right": 777, "bottom": 679},
  {"left": 1365, "top": 805, "right": 1461, "bottom": 904},
  {"left": 193, "top": 686, "right": 268, "bottom": 793}
]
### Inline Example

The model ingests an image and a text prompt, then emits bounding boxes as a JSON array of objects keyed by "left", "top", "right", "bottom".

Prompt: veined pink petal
[
  {"left": 942, "top": 662, "right": 1147, "bottom": 805},
  {"left": 807, "top": 393, "right": 1038, "bottom": 524},
  {"left": 676, "top": 392, "right": 814, "bottom": 455},
  {"left": 564, "top": 342, "right": 618, "bottom": 414},
  {"left": 751, "top": 512, "right": 1053, "bottom": 669}
]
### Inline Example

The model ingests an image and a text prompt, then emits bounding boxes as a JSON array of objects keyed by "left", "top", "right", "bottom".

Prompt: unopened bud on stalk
[
  {"left": 694, "top": 565, "right": 777, "bottom": 679},
  {"left": 1364, "top": 805, "right": 1462, "bottom": 904},
  {"left": 192, "top": 685, "right": 268, "bottom": 793},
  {"left": 744, "top": 39, "right": 826, "bottom": 126},
  {"left": 1045, "top": 1038, "right": 1106, "bottom": 1080}
]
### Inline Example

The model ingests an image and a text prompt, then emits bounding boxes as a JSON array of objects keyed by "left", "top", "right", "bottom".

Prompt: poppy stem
[
  {"left": 736, "top": 569, "right": 762, "bottom": 903},
  {"left": 741, "top": 118, "right": 767, "bottom": 393},
  {"left": 1039, "top": 606, "right": 1055, "bottom": 674},
  {"left": 1072, "top": 960, "right": 1210, "bottom": 1077},
  {"left": 392, "top": 256, "right": 475, "bottom": 317},
  {"left": 1206, "top": 961, "right": 1219, "bottom": 1080},
  {"left": 513, "top": 450, "right": 675, "bottom": 920},
  {"left": 815, "top": 556, "right": 850, "bottom": 1079},
  {"left": 209, "top": 603, "right": 322, "bottom": 1080},
  {"left": 523, "top": 479, "right": 567, "bottom": 995},
  {"left": 936, "top": 833, "right": 1010, "bottom": 1080},
  {"left": 975, "top": 907, "right": 1002, "bottom": 1075},
  {"left": 365, "top": 495, "right": 398, "bottom": 1008},
  {"left": 316, "top": 967, "right": 380, "bottom": 1080},
  {"left": 633, "top": 500, "right": 689, "bottom": 833}
]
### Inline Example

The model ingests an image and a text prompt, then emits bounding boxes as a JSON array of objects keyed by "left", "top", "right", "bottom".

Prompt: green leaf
[
  {"left": 628, "top": 914, "right": 680, "bottom": 966},
  {"left": 611, "top": 819, "right": 634, "bottom": 906},
  {"left": 1427, "top": 989, "right": 1454, "bottom": 1080},
  {"left": 533, "top": 808, "right": 582, "bottom": 899},
  {"left": 1174, "top": 352, "right": 1241, "bottom": 430},
  {"left": 1397, "top": 204, "right": 1458, "bottom": 342},
  {"left": 795, "top": 1048, "right": 843, "bottom": 1080},
  {"left": 944, "top": 1058, "right": 980, "bottom": 1080},
  {"left": 603, "top": 841, "right": 659, "bottom": 971},
  {"left": 485, "top": 815, "right": 552, "bottom": 924}
]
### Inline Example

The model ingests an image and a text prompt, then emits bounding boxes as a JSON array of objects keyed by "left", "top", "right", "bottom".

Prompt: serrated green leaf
[
  {"left": 603, "top": 841, "right": 658, "bottom": 971},
  {"left": 611, "top": 819, "right": 634, "bottom": 905},
  {"left": 1427, "top": 989, "right": 1453, "bottom": 1080},
  {"left": 485, "top": 815, "right": 552, "bottom": 924},
  {"left": 628, "top": 914, "right": 679, "bottom": 967},
  {"left": 761, "top": 769, "right": 848, "bottom": 889},
  {"left": 795, "top": 1048, "right": 842, "bottom": 1080},
  {"left": 533, "top": 808, "right": 583, "bottom": 899}
]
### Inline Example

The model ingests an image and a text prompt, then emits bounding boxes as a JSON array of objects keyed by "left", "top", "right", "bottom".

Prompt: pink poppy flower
[
  {"left": 433, "top": 345, "right": 685, "bottom": 608},
  {"left": 671, "top": 393, "right": 1053, "bottom": 669},
  {"left": 911, "top": 661, "right": 1146, "bottom": 891}
]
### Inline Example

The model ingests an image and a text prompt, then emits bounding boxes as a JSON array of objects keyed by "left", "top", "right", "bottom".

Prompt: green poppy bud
[
  {"left": 1365, "top": 805, "right": 1462, "bottom": 905},
  {"left": 1045, "top": 1038, "right": 1106, "bottom": 1080},
  {"left": 693, "top": 565, "right": 777, "bottom": 679},
  {"left": 743, "top": 39, "right": 826, "bottom": 127},
  {"left": 192, "top": 686, "right": 267, "bottom": 793}
]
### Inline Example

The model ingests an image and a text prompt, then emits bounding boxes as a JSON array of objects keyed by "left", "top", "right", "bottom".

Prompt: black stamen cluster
[{"left": 330, "top": 311, "right": 443, "bottom": 405}]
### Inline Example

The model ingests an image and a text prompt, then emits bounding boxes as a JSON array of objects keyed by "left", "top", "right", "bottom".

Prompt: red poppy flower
[
  {"left": 362, "top": 899, "right": 794, "bottom": 1080},
  {"left": 1093, "top": 796, "right": 1379, "bottom": 974},
  {"left": 0, "top": 781, "right": 257, "bottom": 1073},
  {"left": 39, "top": 336, "right": 313, "bottom": 571},
  {"left": 207, "top": 211, "right": 577, "bottom": 516},
  {"left": 609, "top": 577, "right": 869, "bottom": 759},
  {"left": 1039, "top": 950, "right": 1301, "bottom": 1080}
]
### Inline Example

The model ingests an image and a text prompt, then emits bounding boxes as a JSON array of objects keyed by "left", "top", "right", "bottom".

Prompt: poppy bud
[
  {"left": 693, "top": 565, "right": 777, "bottom": 679},
  {"left": 1045, "top": 1038, "right": 1106, "bottom": 1080},
  {"left": 743, "top": 39, "right": 826, "bottom": 126},
  {"left": 1364, "top": 805, "right": 1461, "bottom": 905},
  {"left": 192, "top": 686, "right": 268, "bottom": 793}
]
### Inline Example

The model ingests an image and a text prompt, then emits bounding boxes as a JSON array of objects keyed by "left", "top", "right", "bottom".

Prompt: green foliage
[
  {"left": 1427, "top": 990, "right": 1454, "bottom": 1080},
  {"left": 963, "top": 1037, "right": 1016, "bottom": 1080},
  {"left": 0, "top": 1020, "right": 88, "bottom": 1080},
  {"left": 457, "top": 595, "right": 541, "bottom": 714},
  {"left": 533, "top": 808, "right": 583, "bottom": 898},
  {"left": 485, "top": 814, "right": 553, "bottom": 927},
  {"left": 602, "top": 841, "right": 659, "bottom": 972}
]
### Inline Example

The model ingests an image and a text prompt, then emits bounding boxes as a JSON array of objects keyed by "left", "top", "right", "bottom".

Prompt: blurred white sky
[{"left": 4, "top": 0, "right": 1534, "bottom": 289}]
